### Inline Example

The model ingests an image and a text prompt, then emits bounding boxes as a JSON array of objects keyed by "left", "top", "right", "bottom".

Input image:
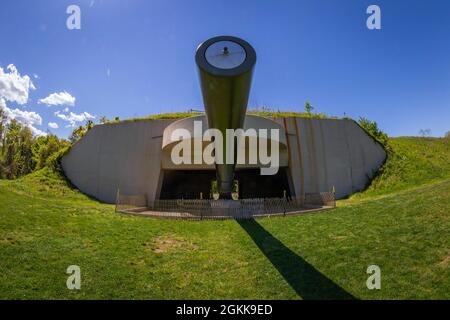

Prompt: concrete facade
[
  {"left": 275, "top": 117, "right": 386, "bottom": 199},
  {"left": 161, "top": 115, "right": 289, "bottom": 170},
  {"left": 61, "top": 115, "right": 386, "bottom": 203}
]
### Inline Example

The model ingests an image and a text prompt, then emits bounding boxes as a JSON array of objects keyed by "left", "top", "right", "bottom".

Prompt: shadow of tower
[{"left": 238, "top": 219, "right": 356, "bottom": 300}]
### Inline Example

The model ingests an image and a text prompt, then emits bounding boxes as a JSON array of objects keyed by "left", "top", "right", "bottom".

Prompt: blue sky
[{"left": 0, "top": 0, "right": 449, "bottom": 137}]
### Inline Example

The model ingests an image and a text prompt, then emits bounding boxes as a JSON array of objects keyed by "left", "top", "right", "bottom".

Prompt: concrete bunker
[
  {"left": 60, "top": 36, "right": 387, "bottom": 217},
  {"left": 61, "top": 115, "right": 386, "bottom": 204}
]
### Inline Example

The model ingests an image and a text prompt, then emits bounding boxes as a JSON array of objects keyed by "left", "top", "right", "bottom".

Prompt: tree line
[{"left": 0, "top": 107, "right": 97, "bottom": 179}]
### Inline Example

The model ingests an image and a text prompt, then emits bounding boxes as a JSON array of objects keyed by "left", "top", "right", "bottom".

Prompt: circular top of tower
[
  {"left": 196, "top": 36, "right": 256, "bottom": 77},
  {"left": 205, "top": 41, "right": 246, "bottom": 69}
]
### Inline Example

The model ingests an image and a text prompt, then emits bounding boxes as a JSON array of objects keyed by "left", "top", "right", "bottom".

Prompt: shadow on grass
[{"left": 238, "top": 219, "right": 356, "bottom": 300}]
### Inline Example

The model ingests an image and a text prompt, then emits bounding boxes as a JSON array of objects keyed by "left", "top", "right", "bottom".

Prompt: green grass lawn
[{"left": 0, "top": 137, "right": 449, "bottom": 299}]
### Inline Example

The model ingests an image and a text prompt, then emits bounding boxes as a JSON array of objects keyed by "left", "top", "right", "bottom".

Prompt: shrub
[
  {"left": 47, "top": 146, "right": 71, "bottom": 174},
  {"left": 358, "top": 117, "right": 389, "bottom": 148}
]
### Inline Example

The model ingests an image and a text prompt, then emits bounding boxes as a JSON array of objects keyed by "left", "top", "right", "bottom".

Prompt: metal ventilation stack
[{"left": 195, "top": 36, "right": 257, "bottom": 199}]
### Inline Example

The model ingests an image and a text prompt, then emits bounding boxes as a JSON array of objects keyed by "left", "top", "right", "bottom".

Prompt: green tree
[
  {"left": 0, "top": 106, "right": 7, "bottom": 156},
  {"left": 0, "top": 110, "right": 70, "bottom": 179},
  {"left": 99, "top": 116, "right": 109, "bottom": 124},
  {"left": 419, "top": 129, "right": 431, "bottom": 137},
  {"left": 5, "top": 123, "right": 35, "bottom": 177},
  {"left": 85, "top": 120, "right": 94, "bottom": 130},
  {"left": 68, "top": 120, "right": 95, "bottom": 144},
  {"left": 358, "top": 117, "right": 389, "bottom": 147},
  {"left": 33, "top": 134, "right": 69, "bottom": 169},
  {"left": 4, "top": 120, "right": 19, "bottom": 178},
  {"left": 15, "top": 126, "right": 35, "bottom": 176},
  {"left": 68, "top": 125, "right": 86, "bottom": 144},
  {"left": 304, "top": 102, "right": 314, "bottom": 114},
  {"left": 0, "top": 107, "right": 7, "bottom": 178}
]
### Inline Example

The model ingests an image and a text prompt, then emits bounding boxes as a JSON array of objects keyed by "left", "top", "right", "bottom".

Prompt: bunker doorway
[{"left": 159, "top": 168, "right": 292, "bottom": 200}]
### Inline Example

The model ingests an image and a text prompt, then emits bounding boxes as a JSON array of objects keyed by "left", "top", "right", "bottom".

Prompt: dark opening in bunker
[{"left": 159, "top": 168, "right": 292, "bottom": 199}]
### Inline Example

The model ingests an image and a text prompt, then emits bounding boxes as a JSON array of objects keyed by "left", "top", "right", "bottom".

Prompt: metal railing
[{"left": 115, "top": 190, "right": 335, "bottom": 220}]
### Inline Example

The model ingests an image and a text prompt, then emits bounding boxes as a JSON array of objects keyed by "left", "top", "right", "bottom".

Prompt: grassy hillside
[
  {"left": 106, "top": 110, "right": 340, "bottom": 123},
  {"left": 0, "top": 137, "right": 448, "bottom": 299},
  {"left": 349, "top": 137, "right": 449, "bottom": 200}
]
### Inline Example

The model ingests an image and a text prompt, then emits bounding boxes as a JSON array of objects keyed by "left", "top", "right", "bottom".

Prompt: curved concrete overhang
[{"left": 161, "top": 115, "right": 288, "bottom": 170}]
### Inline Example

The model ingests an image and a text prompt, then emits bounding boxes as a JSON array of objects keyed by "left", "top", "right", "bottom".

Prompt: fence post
[
  {"left": 332, "top": 185, "right": 336, "bottom": 208},
  {"left": 115, "top": 188, "right": 120, "bottom": 213}
]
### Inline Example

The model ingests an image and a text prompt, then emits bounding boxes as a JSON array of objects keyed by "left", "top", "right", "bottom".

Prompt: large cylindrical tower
[{"left": 195, "top": 36, "right": 257, "bottom": 198}]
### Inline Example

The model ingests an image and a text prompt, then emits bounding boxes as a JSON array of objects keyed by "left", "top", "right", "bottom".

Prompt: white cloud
[
  {"left": 55, "top": 110, "right": 95, "bottom": 127},
  {"left": 0, "top": 64, "right": 35, "bottom": 105},
  {"left": 39, "top": 91, "right": 76, "bottom": 107},
  {"left": 48, "top": 122, "right": 59, "bottom": 129},
  {"left": 29, "top": 125, "right": 46, "bottom": 137},
  {"left": 1, "top": 103, "right": 46, "bottom": 136},
  {"left": 3, "top": 106, "right": 42, "bottom": 126}
]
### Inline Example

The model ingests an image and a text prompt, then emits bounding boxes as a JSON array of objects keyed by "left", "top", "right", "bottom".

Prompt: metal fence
[{"left": 115, "top": 190, "right": 335, "bottom": 220}]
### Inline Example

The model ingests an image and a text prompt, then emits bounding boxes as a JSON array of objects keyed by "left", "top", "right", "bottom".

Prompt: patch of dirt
[
  {"left": 0, "top": 237, "right": 17, "bottom": 245},
  {"left": 438, "top": 251, "right": 450, "bottom": 268},
  {"left": 147, "top": 235, "right": 197, "bottom": 254},
  {"left": 330, "top": 235, "right": 347, "bottom": 240},
  {"left": 0, "top": 231, "right": 33, "bottom": 245}
]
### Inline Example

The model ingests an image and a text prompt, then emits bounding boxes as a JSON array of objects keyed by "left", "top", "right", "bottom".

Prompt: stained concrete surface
[{"left": 62, "top": 116, "right": 386, "bottom": 203}]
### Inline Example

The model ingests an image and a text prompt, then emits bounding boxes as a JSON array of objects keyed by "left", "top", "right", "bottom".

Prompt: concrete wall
[
  {"left": 277, "top": 118, "right": 386, "bottom": 199},
  {"left": 62, "top": 116, "right": 386, "bottom": 203},
  {"left": 61, "top": 119, "right": 176, "bottom": 203}
]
